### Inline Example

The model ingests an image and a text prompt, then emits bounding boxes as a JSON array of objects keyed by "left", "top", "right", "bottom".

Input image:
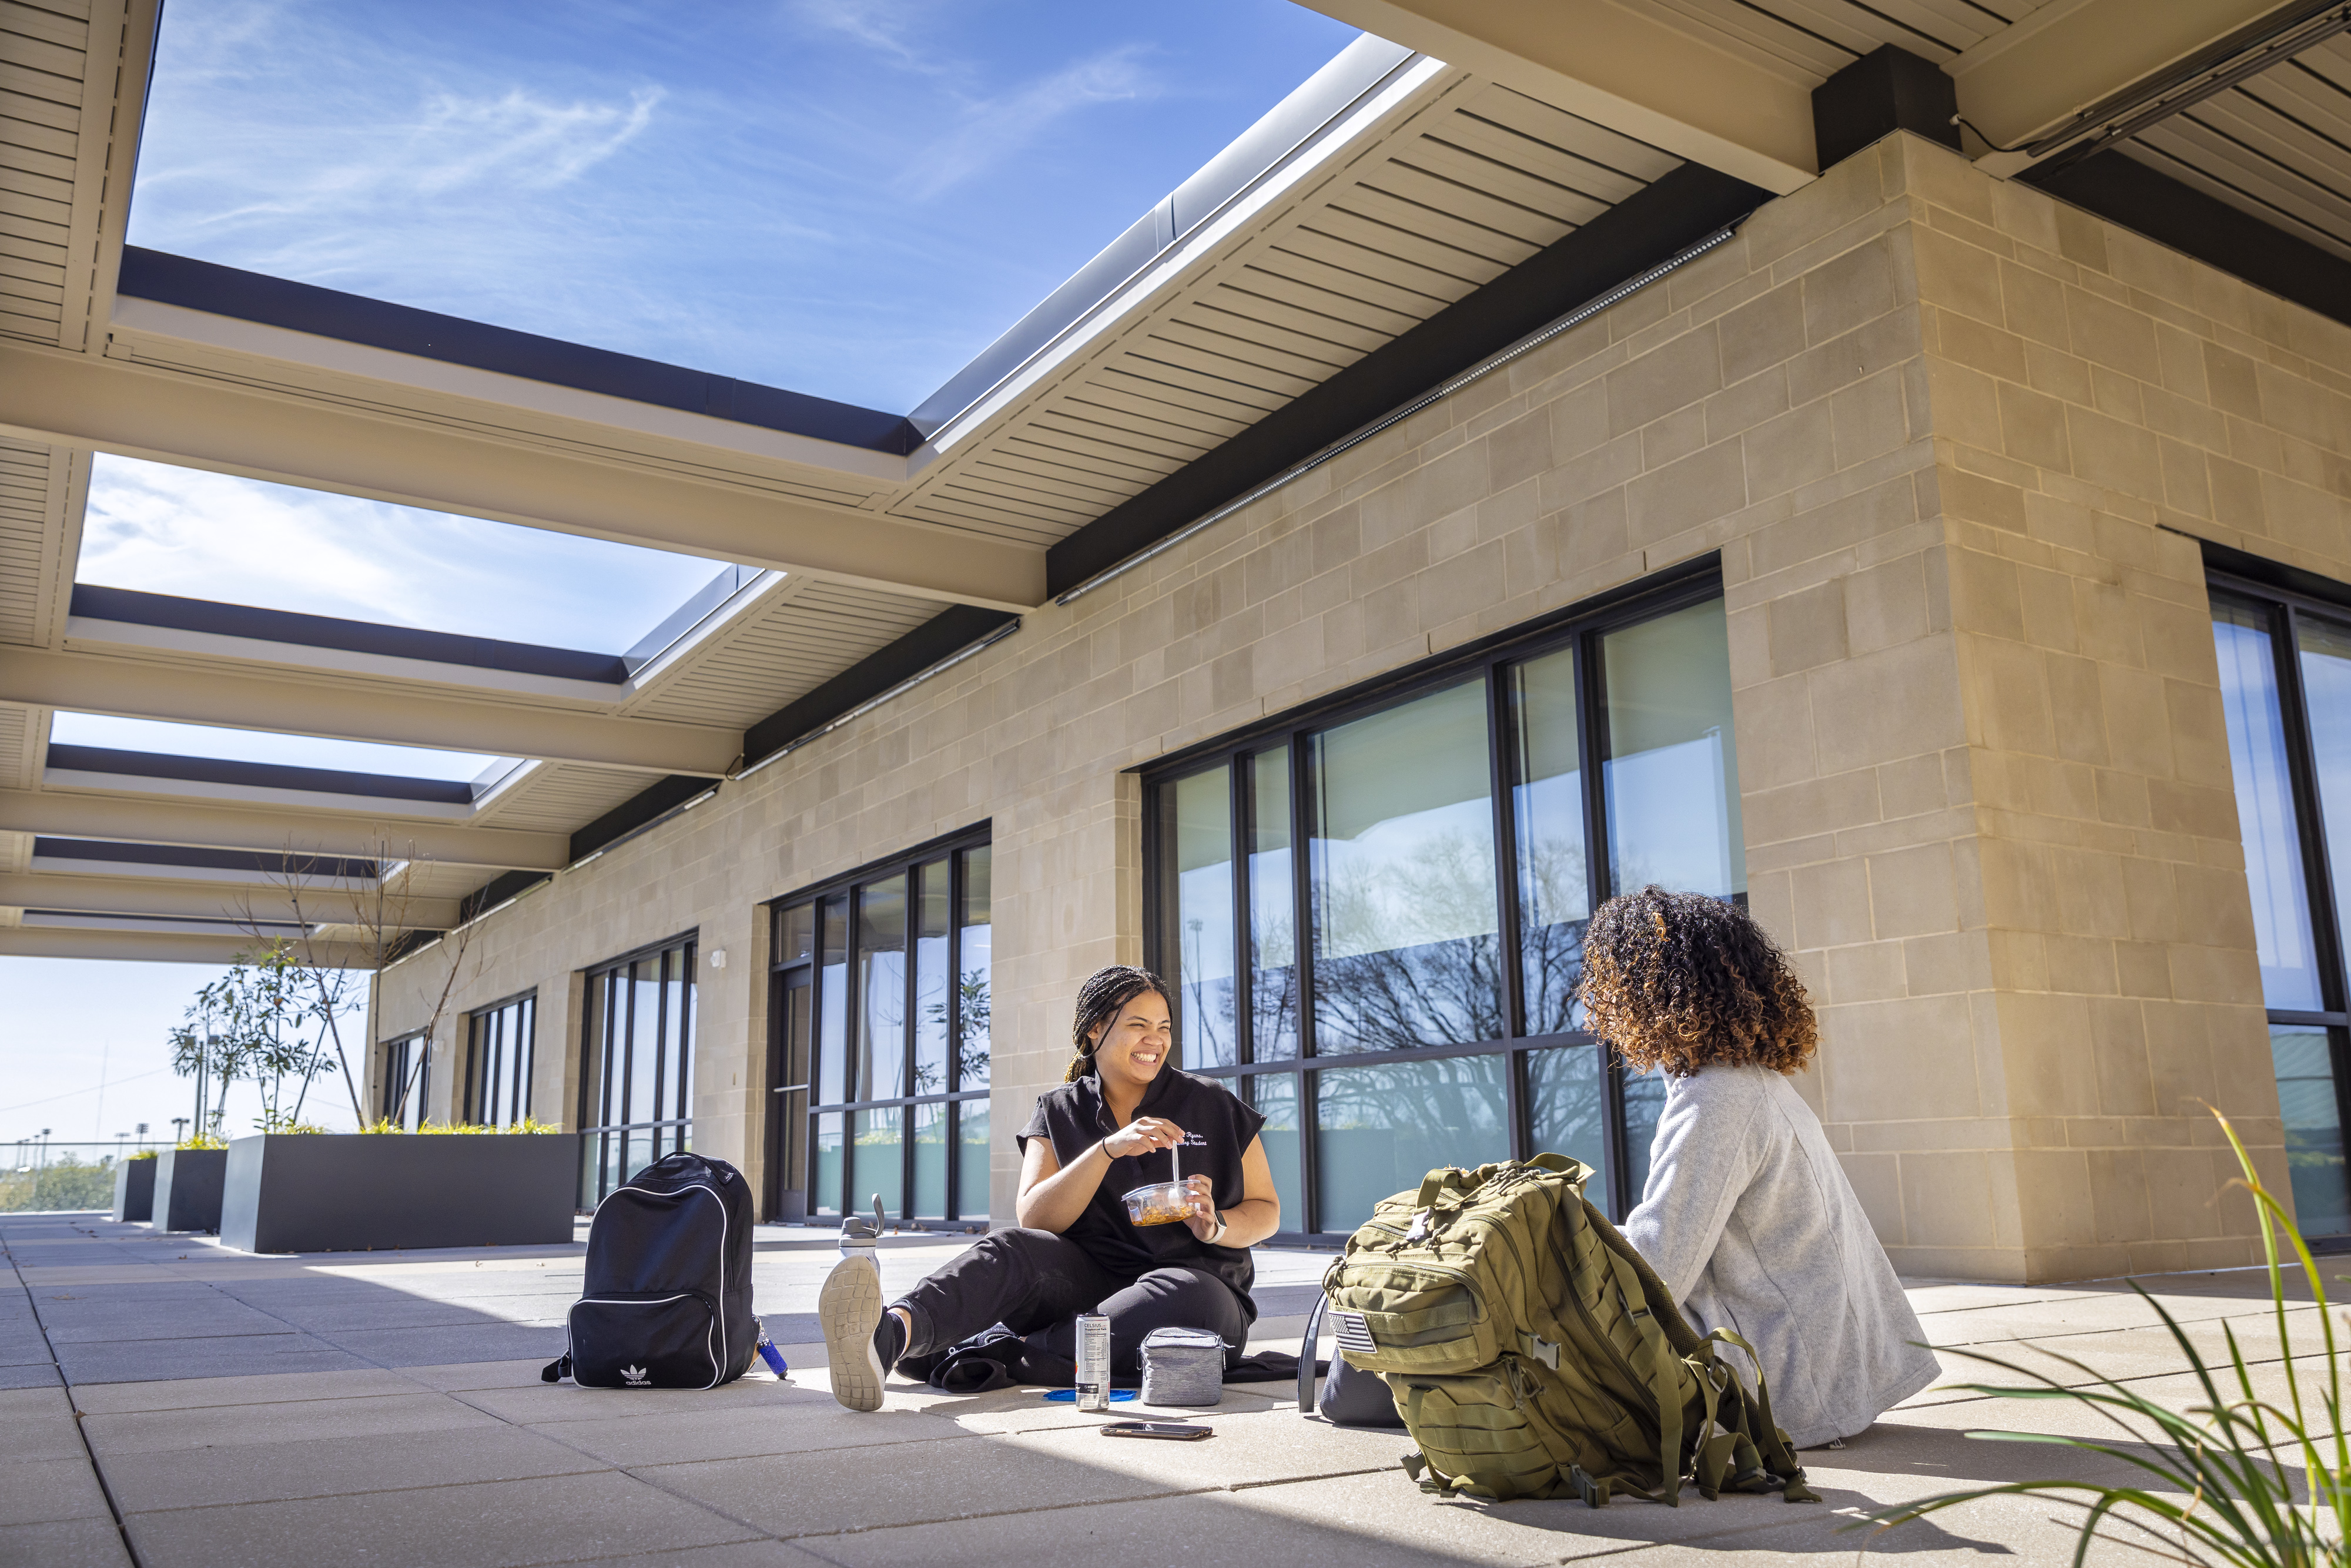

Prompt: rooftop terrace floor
[{"left": 1, "top": 1209, "right": 2329, "bottom": 1567}]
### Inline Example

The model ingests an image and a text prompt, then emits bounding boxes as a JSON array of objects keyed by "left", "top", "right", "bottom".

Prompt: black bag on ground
[
  {"left": 1299, "top": 1296, "right": 1407, "bottom": 1428},
  {"left": 541, "top": 1152, "right": 756, "bottom": 1389}
]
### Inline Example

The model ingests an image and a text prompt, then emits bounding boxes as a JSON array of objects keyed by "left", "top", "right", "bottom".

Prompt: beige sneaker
[{"left": 819, "top": 1250, "right": 886, "bottom": 1412}]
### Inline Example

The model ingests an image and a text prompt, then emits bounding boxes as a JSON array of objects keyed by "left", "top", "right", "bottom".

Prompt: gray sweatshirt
[{"left": 1620, "top": 1064, "right": 1941, "bottom": 1448}]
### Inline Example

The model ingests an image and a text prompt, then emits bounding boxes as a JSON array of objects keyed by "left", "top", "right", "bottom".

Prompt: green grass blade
[{"left": 1864, "top": 1109, "right": 2351, "bottom": 1568}]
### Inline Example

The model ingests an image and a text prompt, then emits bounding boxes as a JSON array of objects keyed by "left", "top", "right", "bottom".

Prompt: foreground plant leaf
[{"left": 1860, "top": 1108, "right": 2349, "bottom": 1568}]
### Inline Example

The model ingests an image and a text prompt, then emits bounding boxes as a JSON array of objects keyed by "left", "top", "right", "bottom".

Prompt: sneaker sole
[{"left": 819, "top": 1253, "right": 886, "bottom": 1413}]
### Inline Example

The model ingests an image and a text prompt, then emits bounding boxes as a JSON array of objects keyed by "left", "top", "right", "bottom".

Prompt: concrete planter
[
  {"left": 150, "top": 1148, "right": 227, "bottom": 1232},
  {"left": 220, "top": 1133, "right": 582, "bottom": 1254},
  {"left": 111, "top": 1157, "right": 156, "bottom": 1223}
]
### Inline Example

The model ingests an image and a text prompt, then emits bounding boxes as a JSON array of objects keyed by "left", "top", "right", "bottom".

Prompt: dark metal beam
[
  {"left": 71, "top": 585, "right": 629, "bottom": 685},
  {"left": 1041, "top": 163, "right": 1771, "bottom": 598},
  {"left": 2027, "top": 150, "right": 2351, "bottom": 332},
  {"left": 118, "top": 248, "right": 920, "bottom": 455},
  {"left": 1811, "top": 45, "right": 1959, "bottom": 171},
  {"left": 739, "top": 605, "right": 1021, "bottom": 765}
]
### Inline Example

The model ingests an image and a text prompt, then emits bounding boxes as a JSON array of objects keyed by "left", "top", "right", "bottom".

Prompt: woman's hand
[
  {"left": 1178, "top": 1175, "right": 1222, "bottom": 1242},
  {"left": 1101, "top": 1117, "right": 1185, "bottom": 1161}
]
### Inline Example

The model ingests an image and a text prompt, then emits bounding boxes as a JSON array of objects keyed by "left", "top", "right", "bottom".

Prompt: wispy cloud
[
  {"left": 408, "top": 86, "right": 664, "bottom": 193},
  {"left": 899, "top": 46, "right": 1159, "bottom": 199},
  {"left": 207, "top": 84, "right": 662, "bottom": 228},
  {"left": 78, "top": 455, "right": 727, "bottom": 654},
  {"left": 128, "top": 0, "right": 1358, "bottom": 408},
  {"left": 789, "top": 0, "right": 945, "bottom": 73}
]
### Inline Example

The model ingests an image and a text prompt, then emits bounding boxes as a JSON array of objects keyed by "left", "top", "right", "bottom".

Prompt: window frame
[
  {"left": 461, "top": 989, "right": 537, "bottom": 1127},
  {"left": 2211, "top": 568, "right": 2351, "bottom": 1236},
  {"left": 1140, "top": 562, "right": 1730, "bottom": 1241},
  {"left": 576, "top": 931, "right": 698, "bottom": 1207},
  {"left": 379, "top": 1031, "right": 429, "bottom": 1131},
  {"left": 766, "top": 823, "right": 992, "bottom": 1228}
]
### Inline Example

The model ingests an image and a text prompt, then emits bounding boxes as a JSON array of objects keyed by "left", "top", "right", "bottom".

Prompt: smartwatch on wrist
[{"left": 1206, "top": 1212, "right": 1228, "bottom": 1244}]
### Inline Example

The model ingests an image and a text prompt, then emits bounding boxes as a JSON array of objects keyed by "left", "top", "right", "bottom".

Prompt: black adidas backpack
[{"left": 542, "top": 1151, "right": 757, "bottom": 1389}]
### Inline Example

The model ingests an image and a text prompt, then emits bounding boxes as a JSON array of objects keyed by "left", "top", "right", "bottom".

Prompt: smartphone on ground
[{"left": 1099, "top": 1420, "right": 1211, "bottom": 1440}]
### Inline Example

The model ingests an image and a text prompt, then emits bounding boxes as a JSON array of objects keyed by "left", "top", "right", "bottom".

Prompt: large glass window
[
  {"left": 463, "top": 992, "right": 535, "bottom": 1128},
  {"left": 578, "top": 934, "right": 696, "bottom": 1205},
  {"left": 1310, "top": 680, "right": 1503, "bottom": 1055},
  {"left": 1148, "top": 575, "right": 1745, "bottom": 1235},
  {"left": 769, "top": 830, "right": 990, "bottom": 1226},
  {"left": 2213, "top": 581, "right": 2351, "bottom": 1237},
  {"left": 380, "top": 1033, "right": 429, "bottom": 1131}
]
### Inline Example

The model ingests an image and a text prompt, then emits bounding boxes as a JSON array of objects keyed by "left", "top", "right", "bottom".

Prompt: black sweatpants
[{"left": 892, "top": 1227, "right": 1250, "bottom": 1379}]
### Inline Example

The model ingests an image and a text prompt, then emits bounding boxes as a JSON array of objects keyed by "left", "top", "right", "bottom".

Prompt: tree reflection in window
[
  {"left": 1512, "top": 646, "right": 1589, "bottom": 1035},
  {"left": 1316, "top": 1056, "right": 1511, "bottom": 1231},
  {"left": 1249, "top": 749, "right": 1300, "bottom": 1059},
  {"left": 1164, "top": 766, "right": 1237, "bottom": 1067},
  {"left": 777, "top": 835, "right": 991, "bottom": 1224},
  {"left": 1147, "top": 581, "right": 1750, "bottom": 1231},
  {"left": 957, "top": 844, "right": 990, "bottom": 1089},
  {"left": 1310, "top": 681, "right": 1503, "bottom": 1054}
]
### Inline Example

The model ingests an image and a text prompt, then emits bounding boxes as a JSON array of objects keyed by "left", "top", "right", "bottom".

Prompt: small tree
[
  {"left": 169, "top": 944, "right": 323, "bottom": 1134},
  {"left": 233, "top": 839, "right": 480, "bottom": 1127}
]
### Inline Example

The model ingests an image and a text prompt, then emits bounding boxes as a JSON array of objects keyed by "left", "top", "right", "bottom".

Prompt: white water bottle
[{"left": 1074, "top": 1312, "right": 1111, "bottom": 1411}]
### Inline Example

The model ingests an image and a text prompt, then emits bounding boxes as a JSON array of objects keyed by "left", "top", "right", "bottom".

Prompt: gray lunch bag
[{"left": 1139, "top": 1326, "right": 1225, "bottom": 1406}]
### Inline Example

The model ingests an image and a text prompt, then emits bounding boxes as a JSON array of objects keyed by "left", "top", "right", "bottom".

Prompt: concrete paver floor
[{"left": 1, "top": 1209, "right": 2333, "bottom": 1567}]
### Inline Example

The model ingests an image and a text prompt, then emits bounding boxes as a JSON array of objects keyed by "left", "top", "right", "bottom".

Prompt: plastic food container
[
  {"left": 1123, "top": 1143, "right": 1194, "bottom": 1227},
  {"left": 1121, "top": 1181, "right": 1193, "bottom": 1227}
]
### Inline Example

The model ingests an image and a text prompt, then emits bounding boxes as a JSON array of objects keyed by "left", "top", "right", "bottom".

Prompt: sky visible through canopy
[
  {"left": 17, "top": 1, "right": 1365, "bottom": 1159},
  {"left": 79, "top": 454, "right": 738, "bottom": 654},
  {"left": 129, "top": 0, "right": 1361, "bottom": 413},
  {"left": 47, "top": 712, "right": 504, "bottom": 782}
]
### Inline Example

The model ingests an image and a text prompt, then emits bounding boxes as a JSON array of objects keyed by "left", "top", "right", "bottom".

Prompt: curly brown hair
[{"left": 1577, "top": 886, "right": 1817, "bottom": 1077}]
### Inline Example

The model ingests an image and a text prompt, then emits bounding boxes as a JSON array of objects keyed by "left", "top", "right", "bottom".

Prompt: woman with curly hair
[
  {"left": 1581, "top": 886, "right": 1939, "bottom": 1448},
  {"left": 818, "top": 965, "right": 1281, "bottom": 1410}
]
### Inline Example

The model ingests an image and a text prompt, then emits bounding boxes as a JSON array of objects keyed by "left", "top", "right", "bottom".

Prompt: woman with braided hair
[
  {"left": 1586, "top": 886, "right": 1940, "bottom": 1448},
  {"left": 818, "top": 965, "right": 1280, "bottom": 1411}
]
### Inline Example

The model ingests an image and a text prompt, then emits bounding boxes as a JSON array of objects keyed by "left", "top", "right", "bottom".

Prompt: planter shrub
[
  {"left": 220, "top": 1132, "right": 582, "bottom": 1254},
  {"left": 150, "top": 1148, "right": 228, "bottom": 1232}
]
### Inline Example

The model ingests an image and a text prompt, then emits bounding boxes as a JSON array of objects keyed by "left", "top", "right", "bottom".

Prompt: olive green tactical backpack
[{"left": 1320, "top": 1153, "right": 1818, "bottom": 1506}]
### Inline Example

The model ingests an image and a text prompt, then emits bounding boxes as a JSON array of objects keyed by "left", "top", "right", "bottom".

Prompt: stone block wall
[
  {"left": 1896, "top": 133, "right": 2339, "bottom": 1275},
  {"left": 374, "top": 131, "right": 2336, "bottom": 1279}
]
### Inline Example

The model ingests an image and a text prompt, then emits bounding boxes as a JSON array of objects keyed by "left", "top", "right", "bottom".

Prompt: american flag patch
[{"left": 1330, "top": 1309, "right": 1377, "bottom": 1356}]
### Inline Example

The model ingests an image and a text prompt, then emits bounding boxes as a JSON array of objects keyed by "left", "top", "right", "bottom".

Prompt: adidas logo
[{"left": 621, "top": 1365, "right": 650, "bottom": 1386}]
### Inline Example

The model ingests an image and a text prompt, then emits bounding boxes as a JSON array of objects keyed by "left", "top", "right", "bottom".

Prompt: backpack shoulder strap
[
  {"left": 1582, "top": 1201, "right": 1704, "bottom": 1355},
  {"left": 1298, "top": 1295, "right": 1326, "bottom": 1413}
]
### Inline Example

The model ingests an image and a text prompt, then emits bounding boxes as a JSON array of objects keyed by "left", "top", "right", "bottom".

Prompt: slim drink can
[{"left": 1074, "top": 1312, "right": 1111, "bottom": 1411}]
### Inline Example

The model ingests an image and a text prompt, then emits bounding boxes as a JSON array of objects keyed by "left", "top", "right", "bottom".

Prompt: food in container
[
  {"left": 1121, "top": 1180, "right": 1194, "bottom": 1226},
  {"left": 1121, "top": 1141, "right": 1195, "bottom": 1227}
]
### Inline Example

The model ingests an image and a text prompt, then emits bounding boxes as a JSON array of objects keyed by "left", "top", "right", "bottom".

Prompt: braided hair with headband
[{"left": 1064, "top": 966, "right": 1170, "bottom": 1083}]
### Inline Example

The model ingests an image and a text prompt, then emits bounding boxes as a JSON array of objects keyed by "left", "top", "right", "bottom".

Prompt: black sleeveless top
[{"left": 1018, "top": 1067, "right": 1267, "bottom": 1319}]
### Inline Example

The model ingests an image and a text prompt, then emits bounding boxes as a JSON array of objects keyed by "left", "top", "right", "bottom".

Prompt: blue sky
[
  {"left": 130, "top": 0, "right": 1362, "bottom": 413},
  {"left": 2, "top": 957, "right": 366, "bottom": 1151},
  {"left": 81, "top": 453, "right": 734, "bottom": 652},
  {"left": 76, "top": 1, "right": 1364, "bottom": 767},
  {"left": 48, "top": 713, "right": 503, "bottom": 781},
  {"left": 14, "top": 2, "right": 1365, "bottom": 1174}
]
